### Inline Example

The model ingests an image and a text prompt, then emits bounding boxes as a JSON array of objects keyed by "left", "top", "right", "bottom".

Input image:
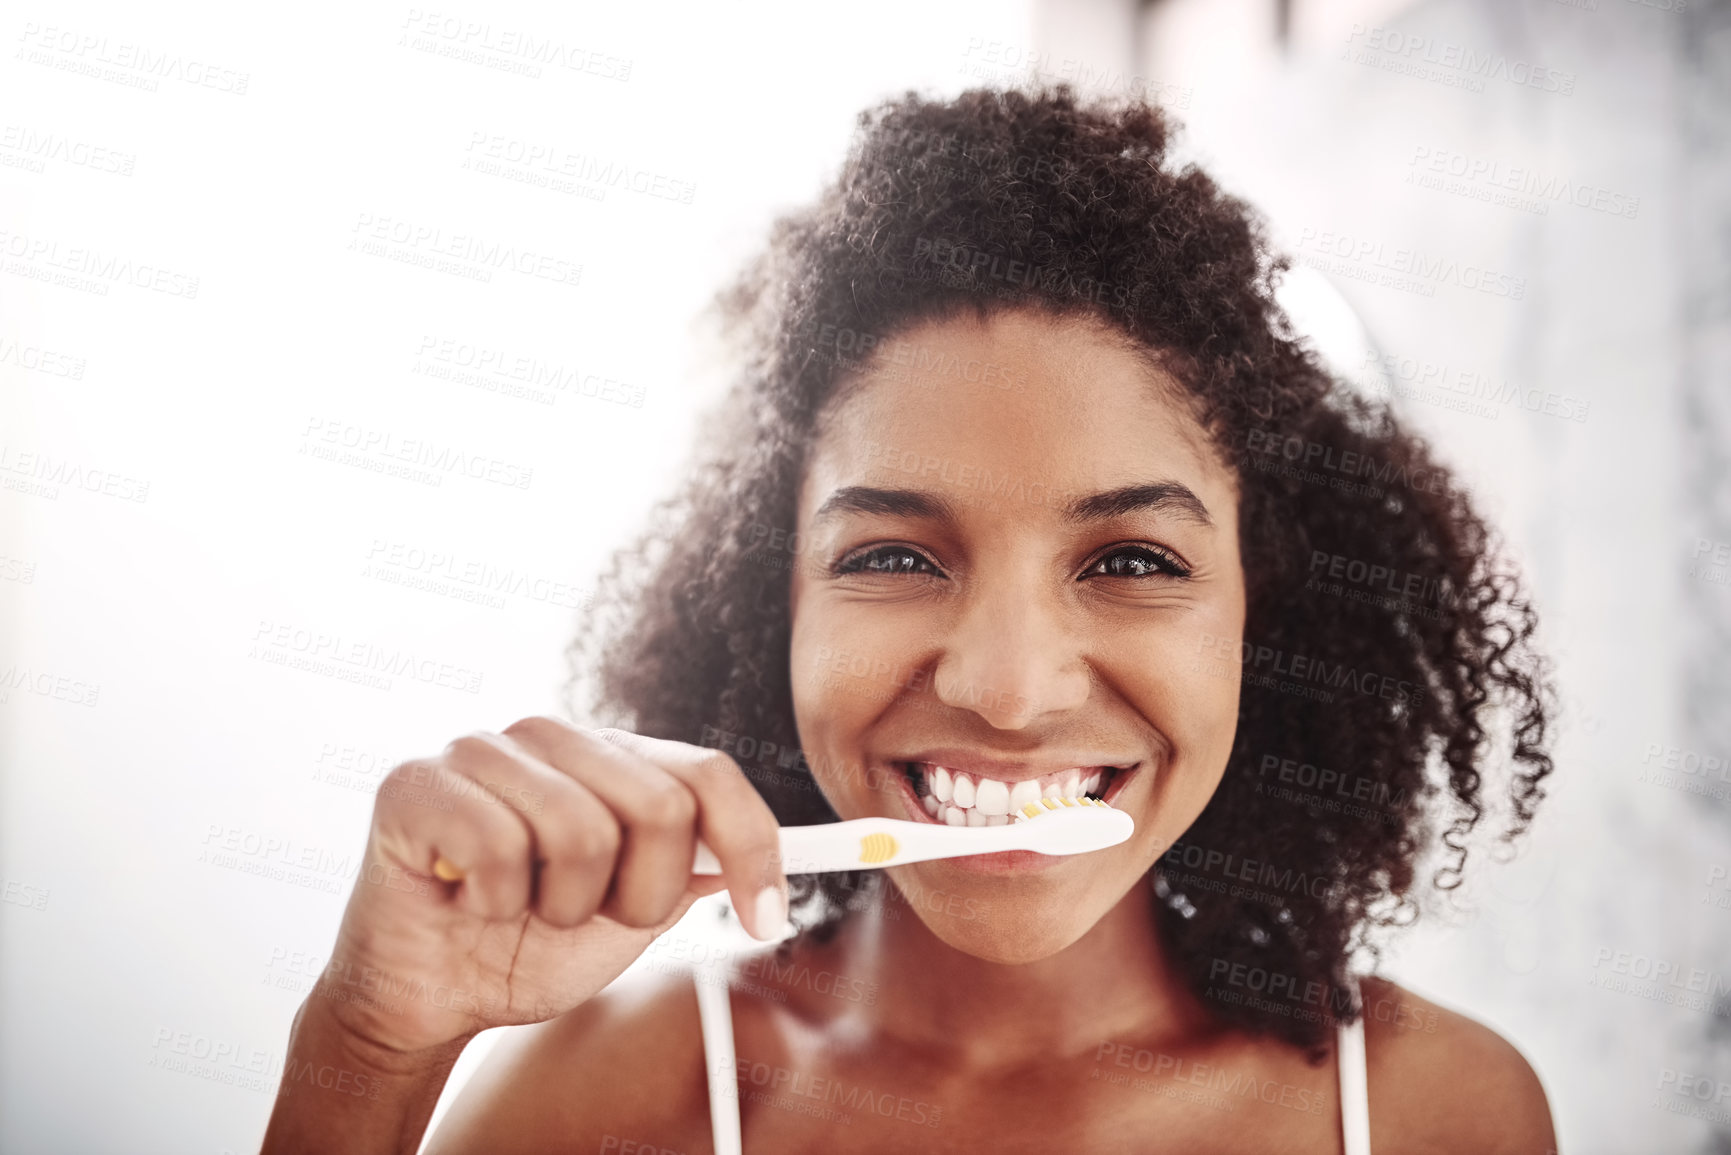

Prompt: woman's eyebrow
[
  {"left": 812, "top": 486, "right": 956, "bottom": 525},
  {"left": 1064, "top": 482, "right": 1214, "bottom": 528},
  {"left": 811, "top": 481, "right": 1213, "bottom": 528}
]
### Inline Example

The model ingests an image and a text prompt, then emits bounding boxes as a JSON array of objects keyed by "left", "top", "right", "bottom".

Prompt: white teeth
[
  {"left": 974, "top": 778, "right": 1009, "bottom": 816},
  {"left": 951, "top": 773, "right": 976, "bottom": 809},
  {"left": 913, "top": 762, "right": 1128, "bottom": 822}
]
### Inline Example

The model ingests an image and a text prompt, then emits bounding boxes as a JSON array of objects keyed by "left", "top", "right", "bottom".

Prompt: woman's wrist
[{"left": 260, "top": 990, "right": 477, "bottom": 1155}]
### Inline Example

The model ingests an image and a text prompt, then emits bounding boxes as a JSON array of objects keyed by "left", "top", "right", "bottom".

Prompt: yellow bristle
[
  {"left": 1061, "top": 796, "right": 1077, "bottom": 806},
  {"left": 1041, "top": 797, "right": 1059, "bottom": 810},
  {"left": 1022, "top": 803, "right": 1043, "bottom": 818},
  {"left": 858, "top": 833, "right": 899, "bottom": 864}
]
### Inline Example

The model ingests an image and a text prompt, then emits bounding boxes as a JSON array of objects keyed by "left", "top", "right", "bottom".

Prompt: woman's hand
[{"left": 311, "top": 718, "right": 788, "bottom": 1057}]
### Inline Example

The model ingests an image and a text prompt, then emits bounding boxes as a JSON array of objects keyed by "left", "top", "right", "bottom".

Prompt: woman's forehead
[{"left": 803, "top": 310, "right": 1232, "bottom": 511}]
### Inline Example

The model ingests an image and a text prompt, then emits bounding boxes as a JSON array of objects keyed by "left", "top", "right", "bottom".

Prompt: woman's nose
[{"left": 931, "top": 580, "right": 1092, "bottom": 729}]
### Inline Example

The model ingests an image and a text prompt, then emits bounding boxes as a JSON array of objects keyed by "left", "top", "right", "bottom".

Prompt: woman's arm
[
  {"left": 257, "top": 720, "right": 787, "bottom": 1153},
  {"left": 261, "top": 993, "right": 475, "bottom": 1155}
]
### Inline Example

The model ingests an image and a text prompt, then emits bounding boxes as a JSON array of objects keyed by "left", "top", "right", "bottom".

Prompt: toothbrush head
[{"left": 1009, "top": 796, "right": 1134, "bottom": 855}]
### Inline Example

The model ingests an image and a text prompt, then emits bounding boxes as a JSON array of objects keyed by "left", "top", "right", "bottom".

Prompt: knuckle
[
  {"left": 634, "top": 781, "right": 697, "bottom": 831},
  {"left": 443, "top": 732, "right": 498, "bottom": 766},
  {"left": 376, "top": 759, "right": 438, "bottom": 808},
  {"left": 693, "top": 750, "right": 746, "bottom": 785},
  {"left": 503, "top": 714, "right": 568, "bottom": 742},
  {"left": 550, "top": 819, "right": 619, "bottom": 872},
  {"left": 570, "top": 816, "right": 622, "bottom": 865}
]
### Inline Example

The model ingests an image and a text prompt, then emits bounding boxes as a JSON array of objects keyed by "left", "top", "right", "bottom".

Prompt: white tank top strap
[
  {"left": 694, "top": 955, "right": 744, "bottom": 1155},
  {"left": 1338, "top": 973, "right": 1372, "bottom": 1155}
]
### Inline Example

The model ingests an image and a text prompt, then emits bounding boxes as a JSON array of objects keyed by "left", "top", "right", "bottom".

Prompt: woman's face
[{"left": 788, "top": 308, "right": 1246, "bottom": 963}]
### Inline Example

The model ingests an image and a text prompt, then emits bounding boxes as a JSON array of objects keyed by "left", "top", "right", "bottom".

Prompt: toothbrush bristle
[{"left": 1013, "top": 796, "right": 1110, "bottom": 821}]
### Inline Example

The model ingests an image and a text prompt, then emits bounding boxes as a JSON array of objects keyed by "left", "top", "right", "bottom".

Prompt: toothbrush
[
  {"left": 427, "top": 797, "right": 1132, "bottom": 882},
  {"left": 690, "top": 796, "right": 1132, "bottom": 875}
]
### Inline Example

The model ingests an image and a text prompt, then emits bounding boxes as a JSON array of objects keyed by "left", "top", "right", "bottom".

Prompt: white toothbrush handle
[{"left": 690, "top": 817, "right": 1040, "bottom": 875}]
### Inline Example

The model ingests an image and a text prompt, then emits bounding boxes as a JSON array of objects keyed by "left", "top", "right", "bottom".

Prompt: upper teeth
[{"left": 912, "top": 763, "right": 1113, "bottom": 826}]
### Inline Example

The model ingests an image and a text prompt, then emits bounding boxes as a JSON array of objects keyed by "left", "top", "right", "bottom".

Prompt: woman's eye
[
  {"left": 1083, "top": 545, "right": 1192, "bottom": 580},
  {"left": 833, "top": 546, "right": 941, "bottom": 577}
]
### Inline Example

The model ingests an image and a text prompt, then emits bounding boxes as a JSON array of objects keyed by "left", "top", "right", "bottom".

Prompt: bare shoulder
[
  {"left": 1357, "top": 976, "right": 1557, "bottom": 1155},
  {"left": 423, "top": 964, "right": 713, "bottom": 1155}
]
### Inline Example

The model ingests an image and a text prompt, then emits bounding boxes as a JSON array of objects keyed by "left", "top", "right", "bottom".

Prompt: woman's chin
[
  {"left": 891, "top": 892, "right": 1094, "bottom": 963},
  {"left": 932, "top": 919, "right": 1088, "bottom": 964}
]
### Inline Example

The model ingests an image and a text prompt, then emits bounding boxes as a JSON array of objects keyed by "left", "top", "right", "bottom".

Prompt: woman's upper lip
[{"left": 891, "top": 749, "right": 1139, "bottom": 783}]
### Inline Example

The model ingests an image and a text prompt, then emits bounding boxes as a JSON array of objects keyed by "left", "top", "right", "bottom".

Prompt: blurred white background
[{"left": 1, "top": 0, "right": 1726, "bottom": 1151}]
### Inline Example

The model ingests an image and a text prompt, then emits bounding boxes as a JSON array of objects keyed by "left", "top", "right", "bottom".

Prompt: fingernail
[{"left": 750, "top": 886, "right": 787, "bottom": 942}]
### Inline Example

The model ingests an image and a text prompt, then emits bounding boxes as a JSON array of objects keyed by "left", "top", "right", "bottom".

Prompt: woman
[{"left": 263, "top": 85, "right": 1559, "bottom": 1153}]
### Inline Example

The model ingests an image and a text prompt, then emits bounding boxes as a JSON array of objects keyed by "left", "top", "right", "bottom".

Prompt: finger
[
  {"left": 435, "top": 733, "right": 622, "bottom": 929},
  {"left": 502, "top": 718, "right": 700, "bottom": 931},
  {"left": 373, "top": 758, "right": 532, "bottom": 922},
  {"left": 588, "top": 727, "right": 788, "bottom": 942}
]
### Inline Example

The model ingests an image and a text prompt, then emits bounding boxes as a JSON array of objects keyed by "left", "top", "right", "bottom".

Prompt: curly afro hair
[{"left": 566, "top": 83, "right": 1554, "bottom": 1054}]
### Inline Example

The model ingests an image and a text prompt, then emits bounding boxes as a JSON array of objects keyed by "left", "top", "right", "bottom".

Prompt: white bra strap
[
  {"left": 694, "top": 957, "right": 743, "bottom": 1155},
  {"left": 1338, "top": 976, "right": 1371, "bottom": 1155}
]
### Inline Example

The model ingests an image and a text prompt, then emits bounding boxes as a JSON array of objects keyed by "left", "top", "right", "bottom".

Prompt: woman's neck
[{"left": 812, "top": 877, "right": 1214, "bottom": 1070}]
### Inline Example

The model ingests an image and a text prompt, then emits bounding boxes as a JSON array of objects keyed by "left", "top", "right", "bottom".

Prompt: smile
[{"left": 898, "top": 761, "right": 1133, "bottom": 826}]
